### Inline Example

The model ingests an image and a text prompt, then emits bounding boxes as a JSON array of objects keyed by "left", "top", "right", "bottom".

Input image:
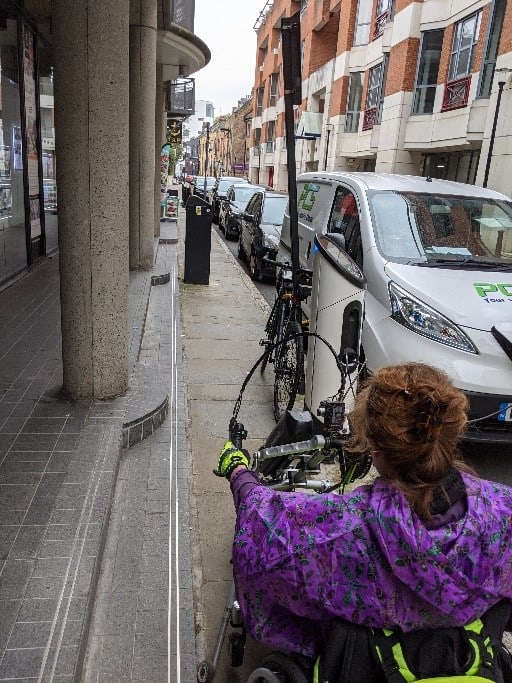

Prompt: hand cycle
[
  {"left": 259, "top": 257, "right": 313, "bottom": 422},
  {"left": 197, "top": 342, "right": 371, "bottom": 683}
]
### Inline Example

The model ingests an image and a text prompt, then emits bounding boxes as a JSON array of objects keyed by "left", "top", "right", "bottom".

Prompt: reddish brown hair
[{"left": 346, "top": 363, "right": 473, "bottom": 519}]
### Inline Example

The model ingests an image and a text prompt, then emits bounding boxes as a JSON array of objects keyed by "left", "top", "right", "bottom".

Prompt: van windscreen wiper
[{"left": 416, "top": 258, "right": 512, "bottom": 270}]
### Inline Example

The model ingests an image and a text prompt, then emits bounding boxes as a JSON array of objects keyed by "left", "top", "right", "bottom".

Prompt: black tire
[
  {"left": 246, "top": 652, "right": 309, "bottom": 683},
  {"left": 273, "top": 320, "right": 304, "bottom": 422},
  {"left": 260, "top": 296, "right": 287, "bottom": 374},
  {"left": 237, "top": 235, "right": 245, "bottom": 260},
  {"left": 249, "top": 250, "right": 262, "bottom": 281}
]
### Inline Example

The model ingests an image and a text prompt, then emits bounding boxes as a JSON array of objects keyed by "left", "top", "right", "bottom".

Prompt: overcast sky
[{"left": 193, "top": 0, "right": 264, "bottom": 116}]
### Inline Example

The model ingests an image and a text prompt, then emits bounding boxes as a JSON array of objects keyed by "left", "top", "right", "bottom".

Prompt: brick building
[{"left": 249, "top": 0, "right": 512, "bottom": 196}]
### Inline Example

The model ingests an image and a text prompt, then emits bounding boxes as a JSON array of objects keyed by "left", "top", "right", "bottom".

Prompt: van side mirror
[{"left": 327, "top": 232, "right": 346, "bottom": 251}]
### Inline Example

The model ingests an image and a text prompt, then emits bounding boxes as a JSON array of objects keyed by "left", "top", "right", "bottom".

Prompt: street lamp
[{"left": 482, "top": 67, "right": 512, "bottom": 188}]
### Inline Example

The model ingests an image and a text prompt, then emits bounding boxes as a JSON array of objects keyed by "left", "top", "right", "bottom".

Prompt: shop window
[
  {"left": 412, "top": 30, "right": 444, "bottom": 115},
  {"left": 421, "top": 151, "right": 480, "bottom": 185},
  {"left": 0, "top": 18, "right": 29, "bottom": 283}
]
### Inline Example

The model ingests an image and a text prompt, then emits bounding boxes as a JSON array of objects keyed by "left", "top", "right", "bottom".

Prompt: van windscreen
[{"left": 370, "top": 191, "right": 512, "bottom": 266}]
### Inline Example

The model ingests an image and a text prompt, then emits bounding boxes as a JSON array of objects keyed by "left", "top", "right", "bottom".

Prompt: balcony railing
[
  {"left": 441, "top": 75, "right": 471, "bottom": 112},
  {"left": 362, "top": 107, "right": 378, "bottom": 131},
  {"left": 373, "top": 10, "right": 389, "bottom": 39}
]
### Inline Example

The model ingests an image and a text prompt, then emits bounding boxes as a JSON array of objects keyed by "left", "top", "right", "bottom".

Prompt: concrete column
[
  {"left": 53, "top": 0, "right": 129, "bottom": 399},
  {"left": 129, "top": 0, "right": 157, "bottom": 270},
  {"left": 155, "top": 62, "right": 165, "bottom": 236}
]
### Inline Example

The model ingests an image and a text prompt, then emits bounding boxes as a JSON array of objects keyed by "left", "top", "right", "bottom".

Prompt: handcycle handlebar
[{"left": 229, "top": 417, "right": 247, "bottom": 450}]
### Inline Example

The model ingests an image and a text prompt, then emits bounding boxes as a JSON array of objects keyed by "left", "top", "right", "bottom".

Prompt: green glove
[{"left": 214, "top": 441, "right": 250, "bottom": 479}]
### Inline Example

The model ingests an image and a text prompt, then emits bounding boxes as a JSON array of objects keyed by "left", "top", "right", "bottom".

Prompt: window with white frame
[
  {"left": 269, "top": 73, "right": 279, "bottom": 107},
  {"left": 266, "top": 120, "right": 275, "bottom": 152},
  {"left": 367, "top": 58, "right": 387, "bottom": 113},
  {"left": 478, "top": 0, "right": 506, "bottom": 98},
  {"left": 363, "top": 57, "right": 388, "bottom": 129},
  {"left": 256, "top": 87, "right": 264, "bottom": 116},
  {"left": 253, "top": 127, "right": 261, "bottom": 155},
  {"left": 412, "top": 29, "right": 444, "bottom": 115},
  {"left": 448, "top": 12, "right": 481, "bottom": 82},
  {"left": 345, "top": 72, "right": 363, "bottom": 132},
  {"left": 354, "top": 0, "right": 372, "bottom": 46}
]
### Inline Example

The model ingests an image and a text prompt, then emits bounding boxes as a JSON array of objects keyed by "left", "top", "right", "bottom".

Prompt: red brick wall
[
  {"left": 329, "top": 76, "right": 348, "bottom": 117},
  {"left": 499, "top": 0, "right": 512, "bottom": 54},
  {"left": 385, "top": 38, "right": 420, "bottom": 96},
  {"left": 336, "top": 0, "right": 357, "bottom": 54},
  {"left": 303, "top": 8, "right": 340, "bottom": 76}
]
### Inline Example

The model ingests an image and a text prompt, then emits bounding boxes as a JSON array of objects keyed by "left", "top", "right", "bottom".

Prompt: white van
[{"left": 279, "top": 172, "right": 512, "bottom": 443}]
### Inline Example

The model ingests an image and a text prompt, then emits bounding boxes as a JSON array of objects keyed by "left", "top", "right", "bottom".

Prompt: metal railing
[
  {"left": 441, "top": 75, "right": 471, "bottom": 112},
  {"left": 362, "top": 107, "right": 378, "bottom": 131}
]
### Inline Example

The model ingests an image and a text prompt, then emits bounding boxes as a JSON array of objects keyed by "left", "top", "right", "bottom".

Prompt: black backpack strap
[{"left": 371, "top": 629, "right": 409, "bottom": 683}]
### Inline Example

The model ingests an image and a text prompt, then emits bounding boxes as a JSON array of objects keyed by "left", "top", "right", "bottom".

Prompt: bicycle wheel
[
  {"left": 273, "top": 320, "right": 304, "bottom": 421},
  {"left": 261, "top": 295, "right": 288, "bottom": 374},
  {"left": 246, "top": 652, "right": 309, "bottom": 683}
]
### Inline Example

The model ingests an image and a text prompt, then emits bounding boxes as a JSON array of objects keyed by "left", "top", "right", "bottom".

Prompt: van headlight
[{"left": 388, "top": 282, "right": 478, "bottom": 353}]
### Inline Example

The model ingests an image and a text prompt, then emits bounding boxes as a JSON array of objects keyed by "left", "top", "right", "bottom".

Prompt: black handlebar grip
[{"left": 229, "top": 417, "right": 247, "bottom": 449}]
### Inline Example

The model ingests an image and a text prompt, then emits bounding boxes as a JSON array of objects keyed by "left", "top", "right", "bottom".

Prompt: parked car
[
  {"left": 192, "top": 176, "right": 216, "bottom": 201},
  {"left": 278, "top": 171, "right": 512, "bottom": 443},
  {"left": 219, "top": 183, "right": 264, "bottom": 240},
  {"left": 209, "top": 176, "right": 248, "bottom": 223},
  {"left": 238, "top": 189, "right": 289, "bottom": 281}
]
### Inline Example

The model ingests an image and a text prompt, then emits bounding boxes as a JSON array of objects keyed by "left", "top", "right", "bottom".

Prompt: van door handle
[{"left": 306, "top": 242, "right": 311, "bottom": 260}]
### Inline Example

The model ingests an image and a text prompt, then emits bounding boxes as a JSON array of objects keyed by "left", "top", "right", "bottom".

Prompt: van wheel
[
  {"left": 249, "top": 252, "right": 262, "bottom": 281},
  {"left": 237, "top": 237, "right": 245, "bottom": 260}
]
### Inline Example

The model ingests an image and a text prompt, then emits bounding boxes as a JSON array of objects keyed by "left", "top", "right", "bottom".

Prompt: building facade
[
  {"left": 0, "top": 0, "right": 210, "bottom": 398},
  {"left": 249, "top": 0, "right": 512, "bottom": 197}
]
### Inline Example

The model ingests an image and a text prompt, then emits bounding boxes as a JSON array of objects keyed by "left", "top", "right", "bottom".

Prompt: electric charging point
[{"left": 184, "top": 195, "right": 212, "bottom": 285}]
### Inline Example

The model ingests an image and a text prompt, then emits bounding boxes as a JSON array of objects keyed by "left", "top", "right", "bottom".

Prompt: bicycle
[{"left": 260, "top": 259, "right": 313, "bottom": 422}]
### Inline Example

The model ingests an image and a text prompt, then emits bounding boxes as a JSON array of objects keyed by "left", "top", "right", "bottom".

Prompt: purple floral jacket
[{"left": 230, "top": 469, "right": 512, "bottom": 657}]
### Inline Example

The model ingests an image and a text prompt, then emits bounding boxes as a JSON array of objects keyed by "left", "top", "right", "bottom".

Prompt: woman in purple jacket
[{"left": 214, "top": 363, "right": 512, "bottom": 660}]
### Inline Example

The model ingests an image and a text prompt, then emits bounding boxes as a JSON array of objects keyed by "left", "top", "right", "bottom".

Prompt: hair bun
[{"left": 413, "top": 396, "right": 448, "bottom": 442}]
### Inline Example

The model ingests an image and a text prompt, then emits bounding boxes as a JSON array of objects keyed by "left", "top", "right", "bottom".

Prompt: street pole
[
  {"left": 482, "top": 80, "right": 505, "bottom": 188},
  {"left": 204, "top": 122, "right": 210, "bottom": 196},
  {"left": 281, "top": 11, "right": 302, "bottom": 288}
]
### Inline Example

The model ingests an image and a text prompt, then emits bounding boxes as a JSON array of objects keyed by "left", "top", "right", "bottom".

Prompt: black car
[
  {"left": 219, "top": 183, "right": 264, "bottom": 240},
  {"left": 237, "top": 190, "right": 289, "bottom": 281},
  {"left": 192, "top": 176, "right": 216, "bottom": 201},
  {"left": 209, "top": 176, "right": 248, "bottom": 223}
]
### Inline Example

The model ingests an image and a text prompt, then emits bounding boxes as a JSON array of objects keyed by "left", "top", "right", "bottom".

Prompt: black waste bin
[{"left": 184, "top": 195, "right": 212, "bottom": 285}]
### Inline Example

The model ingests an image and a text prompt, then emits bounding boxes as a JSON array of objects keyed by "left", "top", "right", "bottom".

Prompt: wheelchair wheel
[{"left": 246, "top": 651, "right": 310, "bottom": 682}]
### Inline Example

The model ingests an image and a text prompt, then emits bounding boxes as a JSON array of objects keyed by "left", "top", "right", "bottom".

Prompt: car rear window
[{"left": 262, "top": 196, "right": 288, "bottom": 225}]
